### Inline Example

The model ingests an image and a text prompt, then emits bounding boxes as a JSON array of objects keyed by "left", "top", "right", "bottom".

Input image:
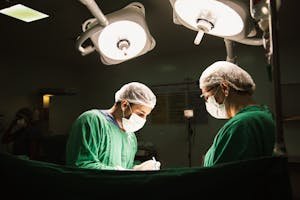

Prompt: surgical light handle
[{"left": 76, "top": 24, "right": 101, "bottom": 56}]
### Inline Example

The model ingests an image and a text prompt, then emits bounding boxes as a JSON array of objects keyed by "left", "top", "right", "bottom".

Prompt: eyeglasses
[{"left": 200, "top": 85, "right": 219, "bottom": 101}]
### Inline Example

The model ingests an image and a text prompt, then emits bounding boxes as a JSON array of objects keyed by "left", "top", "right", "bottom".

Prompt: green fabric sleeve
[
  {"left": 208, "top": 121, "right": 249, "bottom": 166},
  {"left": 67, "top": 112, "right": 117, "bottom": 170}
]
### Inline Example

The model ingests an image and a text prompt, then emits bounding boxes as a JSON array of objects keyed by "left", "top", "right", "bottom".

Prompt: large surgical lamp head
[
  {"left": 169, "top": 0, "right": 258, "bottom": 46},
  {"left": 76, "top": 1, "right": 155, "bottom": 65}
]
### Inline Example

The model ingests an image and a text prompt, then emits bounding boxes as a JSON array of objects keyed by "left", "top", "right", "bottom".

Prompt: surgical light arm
[
  {"left": 76, "top": 0, "right": 109, "bottom": 56},
  {"left": 79, "top": 0, "right": 108, "bottom": 26}
]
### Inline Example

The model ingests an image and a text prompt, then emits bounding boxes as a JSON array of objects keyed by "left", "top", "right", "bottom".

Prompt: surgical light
[
  {"left": 98, "top": 20, "right": 147, "bottom": 61},
  {"left": 169, "top": 0, "right": 256, "bottom": 46},
  {"left": 76, "top": 1, "right": 155, "bottom": 65}
]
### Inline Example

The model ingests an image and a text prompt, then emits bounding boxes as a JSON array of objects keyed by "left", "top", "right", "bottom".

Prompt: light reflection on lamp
[
  {"left": 169, "top": 0, "right": 256, "bottom": 46},
  {"left": 98, "top": 20, "right": 147, "bottom": 61},
  {"left": 76, "top": 1, "right": 155, "bottom": 65}
]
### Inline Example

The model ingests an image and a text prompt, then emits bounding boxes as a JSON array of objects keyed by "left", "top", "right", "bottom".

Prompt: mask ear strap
[
  {"left": 220, "top": 81, "right": 230, "bottom": 97},
  {"left": 215, "top": 84, "right": 228, "bottom": 105},
  {"left": 122, "top": 109, "right": 125, "bottom": 118},
  {"left": 222, "top": 87, "right": 230, "bottom": 107},
  {"left": 121, "top": 100, "right": 127, "bottom": 117},
  {"left": 224, "top": 87, "right": 229, "bottom": 97},
  {"left": 127, "top": 102, "right": 133, "bottom": 114},
  {"left": 122, "top": 101, "right": 133, "bottom": 118},
  {"left": 213, "top": 85, "right": 221, "bottom": 97}
]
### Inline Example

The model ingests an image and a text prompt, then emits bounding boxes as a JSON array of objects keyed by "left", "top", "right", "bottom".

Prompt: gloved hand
[{"left": 132, "top": 159, "right": 161, "bottom": 171}]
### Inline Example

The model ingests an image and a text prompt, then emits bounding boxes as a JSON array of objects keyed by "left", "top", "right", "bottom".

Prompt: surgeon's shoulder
[
  {"left": 238, "top": 107, "right": 273, "bottom": 122},
  {"left": 229, "top": 108, "right": 273, "bottom": 130},
  {"left": 76, "top": 109, "right": 104, "bottom": 123}
]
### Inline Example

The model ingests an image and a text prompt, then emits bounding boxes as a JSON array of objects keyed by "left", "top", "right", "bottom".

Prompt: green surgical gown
[
  {"left": 65, "top": 109, "right": 137, "bottom": 170},
  {"left": 204, "top": 105, "right": 275, "bottom": 167}
]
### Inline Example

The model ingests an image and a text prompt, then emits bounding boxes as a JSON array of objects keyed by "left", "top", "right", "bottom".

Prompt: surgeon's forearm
[{"left": 77, "top": 161, "right": 122, "bottom": 170}]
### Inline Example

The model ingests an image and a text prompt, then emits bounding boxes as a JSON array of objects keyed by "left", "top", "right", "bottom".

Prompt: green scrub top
[
  {"left": 204, "top": 105, "right": 275, "bottom": 167},
  {"left": 65, "top": 109, "right": 137, "bottom": 170}
]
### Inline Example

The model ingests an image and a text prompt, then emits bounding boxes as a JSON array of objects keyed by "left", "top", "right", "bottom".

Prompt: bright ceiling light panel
[{"left": 0, "top": 4, "right": 49, "bottom": 22}]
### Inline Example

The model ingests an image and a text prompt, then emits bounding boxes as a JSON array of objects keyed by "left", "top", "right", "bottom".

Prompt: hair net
[
  {"left": 115, "top": 82, "right": 156, "bottom": 109},
  {"left": 199, "top": 61, "right": 256, "bottom": 94}
]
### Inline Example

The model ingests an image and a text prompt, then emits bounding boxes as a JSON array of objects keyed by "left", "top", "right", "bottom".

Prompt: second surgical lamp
[
  {"left": 169, "top": 0, "right": 262, "bottom": 46},
  {"left": 169, "top": 0, "right": 267, "bottom": 64},
  {"left": 76, "top": 0, "right": 155, "bottom": 65}
]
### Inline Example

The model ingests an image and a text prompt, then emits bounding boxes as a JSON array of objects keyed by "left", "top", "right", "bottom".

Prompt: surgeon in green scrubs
[
  {"left": 66, "top": 82, "right": 160, "bottom": 170},
  {"left": 199, "top": 61, "right": 275, "bottom": 167}
]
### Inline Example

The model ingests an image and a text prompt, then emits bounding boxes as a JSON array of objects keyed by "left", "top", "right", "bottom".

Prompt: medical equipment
[{"left": 76, "top": 0, "right": 155, "bottom": 65}]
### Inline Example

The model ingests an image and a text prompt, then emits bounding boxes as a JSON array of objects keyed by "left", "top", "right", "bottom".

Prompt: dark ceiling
[{"left": 0, "top": 0, "right": 299, "bottom": 69}]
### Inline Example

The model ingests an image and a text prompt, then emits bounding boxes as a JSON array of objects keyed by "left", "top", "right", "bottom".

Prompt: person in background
[
  {"left": 66, "top": 82, "right": 160, "bottom": 171},
  {"left": 1, "top": 107, "right": 42, "bottom": 159},
  {"left": 199, "top": 61, "right": 275, "bottom": 167}
]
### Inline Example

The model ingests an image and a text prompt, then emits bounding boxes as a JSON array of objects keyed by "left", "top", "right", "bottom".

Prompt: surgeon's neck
[
  {"left": 226, "top": 93, "right": 256, "bottom": 118},
  {"left": 108, "top": 103, "right": 124, "bottom": 130}
]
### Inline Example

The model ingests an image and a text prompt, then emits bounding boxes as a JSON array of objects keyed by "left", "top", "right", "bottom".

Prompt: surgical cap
[
  {"left": 199, "top": 61, "right": 256, "bottom": 94},
  {"left": 115, "top": 82, "right": 157, "bottom": 109}
]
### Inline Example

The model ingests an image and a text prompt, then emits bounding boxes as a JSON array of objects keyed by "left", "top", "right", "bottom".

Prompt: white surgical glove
[{"left": 132, "top": 160, "right": 161, "bottom": 171}]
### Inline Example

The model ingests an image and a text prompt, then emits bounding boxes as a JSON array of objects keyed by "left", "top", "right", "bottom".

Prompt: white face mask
[
  {"left": 205, "top": 96, "right": 229, "bottom": 119},
  {"left": 122, "top": 103, "right": 146, "bottom": 133},
  {"left": 122, "top": 113, "right": 146, "bottom": 133}
]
